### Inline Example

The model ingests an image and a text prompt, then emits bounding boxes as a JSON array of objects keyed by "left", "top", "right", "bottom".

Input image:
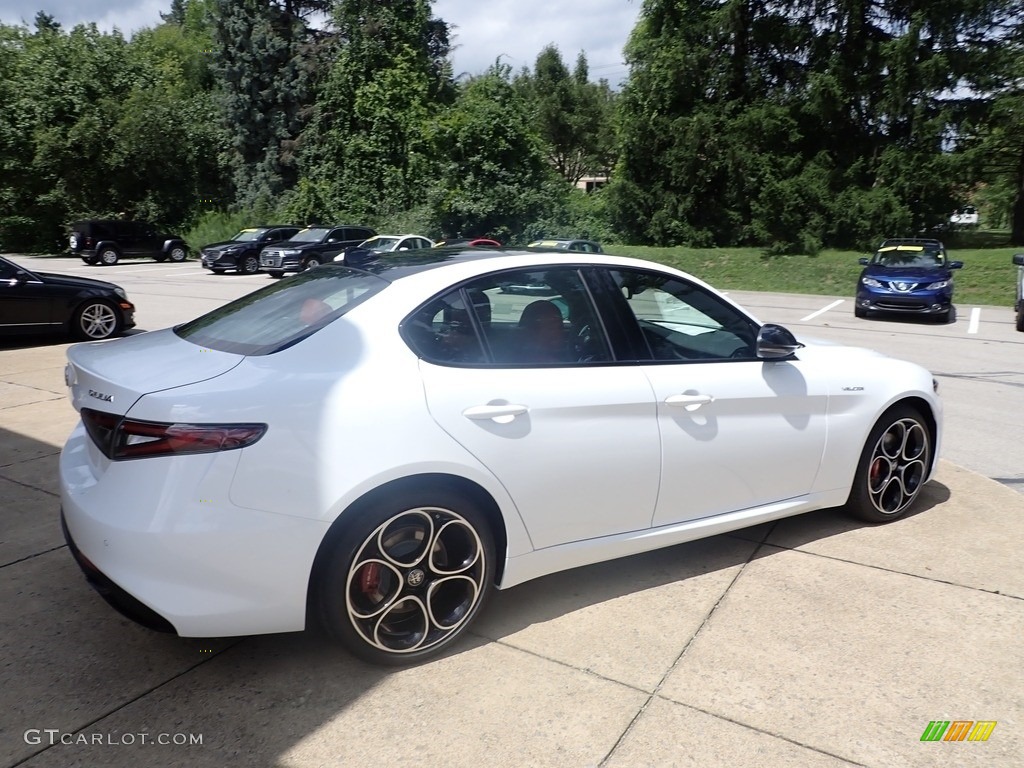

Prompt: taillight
[{"left": 81, "top": 408, "right": 266, "bottom": 460}]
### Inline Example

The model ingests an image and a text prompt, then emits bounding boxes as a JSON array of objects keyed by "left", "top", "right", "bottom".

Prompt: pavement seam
[
  {"left": 753, "top": 541, "right": 1024, "bottom": 602},
  {"left": 0, "top": 471, "right": 60, "bottom": 499},
  {"left": 1, "top": 543, "right": 67, "bottom": 570},
  {"left": 593, "top": 528, "right": 778, "bottom": 767}
]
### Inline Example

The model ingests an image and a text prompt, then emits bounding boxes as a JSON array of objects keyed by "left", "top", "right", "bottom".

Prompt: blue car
[{"left": 855, "top": 238, "right": 963, "bottom": 323}]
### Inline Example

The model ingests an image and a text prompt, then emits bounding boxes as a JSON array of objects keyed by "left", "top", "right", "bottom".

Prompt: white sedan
[
  {"left": 60, "top": 250, "right": 941, "bottom": 665},
  {"left": 335, "top": 234, "right": 435, "bottom": 260}
]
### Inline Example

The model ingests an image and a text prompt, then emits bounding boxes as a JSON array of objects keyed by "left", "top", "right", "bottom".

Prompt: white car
[
  {"left": 335, "top": 234, "right": 435, "bottom": 261},
  {"left": 60, "top": 250, "right": 942, "bottom": 665}
]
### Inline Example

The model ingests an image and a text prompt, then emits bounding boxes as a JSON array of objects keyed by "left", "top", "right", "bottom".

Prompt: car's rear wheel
[
  {"left": 845, "top": 404, "right": 931, "bottom": 524},
  {"left": 73, "top": 300, "right": 121, "bottom": 340},
  {"left": 98, "top": 247, "right": 119, "bottom": 266},
  {"left": 167, "top": 245, "right": 187, "bottom": 263},
  {"left": 316, "top": 489, "right": 495, "bottom": 666},
  {"left": 238, "top": 255, "right": 260, "bottom": 275}
]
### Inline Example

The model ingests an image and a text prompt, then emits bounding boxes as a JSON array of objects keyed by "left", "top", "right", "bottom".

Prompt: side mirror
[
  {"left": 949, "top": 261, "right": 964, "bottom": 269},
  {"left": 858, "top": 257, "right": 869, "bottom": 265},
  {"left": 756, "top": 323, "right": 804, "bottom": 360},
  {"left": 11, "top": 270, "right": 30, "bottom": 285},
  {"left": 1012, "top": 254, "right": 1024, "bottom": 266}
]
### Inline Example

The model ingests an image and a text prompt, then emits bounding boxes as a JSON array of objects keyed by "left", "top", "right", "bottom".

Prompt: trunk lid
[{"left": 65, "top": 328, "right": 244, "bottom": 416}]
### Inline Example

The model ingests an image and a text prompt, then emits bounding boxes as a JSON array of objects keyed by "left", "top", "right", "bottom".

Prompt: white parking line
[
  {"left": 967, "top": 307, "right": 980, "bottom": 334},
  {"left": 800, "top": 299, "right": 844, "bottom": 322}
]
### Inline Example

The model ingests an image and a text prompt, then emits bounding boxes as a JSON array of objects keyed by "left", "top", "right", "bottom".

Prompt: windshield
[
  {"left": 231, "top": 228, "right": 267, "bottom": 242},
  {"left": 872, "top": 245, "right": 945, "bottom": 268},
  {"left": 362, "top": 237, "right": 401, "bottom": 252},
  {"left": 291, "top": 227, "right": 332, "bottom": 243},
  {"left": 175, "top": 266, "right": 388, "bottom": 355}
]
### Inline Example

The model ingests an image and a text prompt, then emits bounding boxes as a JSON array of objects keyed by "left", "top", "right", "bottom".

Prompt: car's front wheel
[
  {"left": 98, "top": 247, "right": 119, "bottom": 266},
  {"left": 238, "top": 255, "right": 260, "bottom": 275},
  {"left": 1016, "top": 304, "right": 1024, "bottom": 332},
  {"left": 268, "top": 271, "right": 284, "bottom": 279},
  {"left": 316, "top": 489, "right": 495, "bottom": 666},
  {"left": 73, "top": 300, "right": 121, "bottom": 340},
  {"left": 845, "top": 404, "right": 931, "bottom": 523},
  {"left": 303, "top": 256, "right": 322, "bottom": 270},
  {"left": 167, "top": 245, "right": 187, "bottom": 263}
]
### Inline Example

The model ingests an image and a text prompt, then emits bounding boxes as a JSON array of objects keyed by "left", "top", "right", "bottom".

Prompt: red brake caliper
[{"left": 360, "top": 562, "right": 382, "bottom": 597}]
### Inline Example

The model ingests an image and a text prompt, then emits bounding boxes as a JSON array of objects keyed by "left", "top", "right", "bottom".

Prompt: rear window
[{"left": 175, "top": 266, "right": 388, "bottom": 355}]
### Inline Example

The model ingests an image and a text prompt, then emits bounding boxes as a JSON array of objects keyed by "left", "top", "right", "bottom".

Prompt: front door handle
[
  {"left": 462, "top": 404, "right": 529, "bottom": 424},
  {"left": 665, "top": 393, "right": 714, "bottom": 412}
]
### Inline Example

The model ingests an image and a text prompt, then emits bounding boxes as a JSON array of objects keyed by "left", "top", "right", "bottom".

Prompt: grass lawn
[{"left": 607, "top": 232, "right": 1021, "bottom": 308}]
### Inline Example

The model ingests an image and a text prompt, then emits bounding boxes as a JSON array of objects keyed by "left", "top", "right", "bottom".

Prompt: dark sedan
[{"left": 0, "top": 255, "right": 135, "bottom": 340}]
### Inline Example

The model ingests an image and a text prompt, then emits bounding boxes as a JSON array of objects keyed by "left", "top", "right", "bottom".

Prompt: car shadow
[{"left": 468, "top": 482, "right": 949, "bottom": 648}]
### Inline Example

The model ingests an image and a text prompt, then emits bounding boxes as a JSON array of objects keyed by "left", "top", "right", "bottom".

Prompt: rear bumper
[{"left": 59, "top": 423, "right": 329, "bottom": 637}]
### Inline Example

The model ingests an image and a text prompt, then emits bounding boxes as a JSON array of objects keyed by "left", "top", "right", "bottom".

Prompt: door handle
[
  {"left": 665, "top": 394, "right": 714, "bottom": 412},
  {"left": 462, "top": 404, "right": 528, "bottom": 424}
]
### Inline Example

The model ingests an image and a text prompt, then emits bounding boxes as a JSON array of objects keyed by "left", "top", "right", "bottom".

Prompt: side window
[
  {"left": 609, "top": 268, "right": 758, "bottom": 362},
  {"left": 327, "top": 229, "right": 346, "bottom": 243},
  {"left": 403, "top": 268, "right": 611, "bottom": 367},
  {"left": 347, "top": 228, "right": 374, "bottom": 242}
]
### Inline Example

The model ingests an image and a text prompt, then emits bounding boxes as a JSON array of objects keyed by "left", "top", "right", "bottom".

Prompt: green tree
[
  {"left": 514, "top": 47, "right": 617, "bottom": 186},
  {"left": 611, "top": 0, "right": 1011, "bottom": 251},
  {"left": 211, "top": 0, "right": 328, "bottom": 210},
  {"left": 426, "top": 64, "right": 555, "bottom": 241},
  {"left": 296, "top": 0, "right": 452, "bottom": 223}
]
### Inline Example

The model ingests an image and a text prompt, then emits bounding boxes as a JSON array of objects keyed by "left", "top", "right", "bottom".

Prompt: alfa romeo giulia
[{"left": 60, "top": 249, "right": 941, "bottom": 665}]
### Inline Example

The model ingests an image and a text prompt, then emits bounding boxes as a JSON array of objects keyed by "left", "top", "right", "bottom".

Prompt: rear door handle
[
  {"left": 665, "top": 394, "right": 714, "bottom": 412},
  {"left": 462, "top": 404, "right": 528, "bottom": 424}
]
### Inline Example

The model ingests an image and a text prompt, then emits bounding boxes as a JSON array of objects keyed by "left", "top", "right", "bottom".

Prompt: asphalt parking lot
[{"left": 2, "top": 255, "right": 1022, "bottom": 767}]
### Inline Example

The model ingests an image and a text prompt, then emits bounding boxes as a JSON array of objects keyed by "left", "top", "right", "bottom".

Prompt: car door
[
  {"left": 601, "top": 267, "right": 829, "bottom": 527},
  {"left": 413, "top": 266, "right": 661, "bottom": 550},
  {"left": 0, "top": 262, "right": 55, "bottom": 331}
]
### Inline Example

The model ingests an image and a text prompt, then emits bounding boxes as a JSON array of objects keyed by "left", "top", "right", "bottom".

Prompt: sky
[{"left": 0, "top": 0, "right": 641, "bottom": 85}]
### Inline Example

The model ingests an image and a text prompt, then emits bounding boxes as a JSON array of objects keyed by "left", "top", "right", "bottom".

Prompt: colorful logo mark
[{"left": 920, "top": 721, "right": 997, "bottom": 742}]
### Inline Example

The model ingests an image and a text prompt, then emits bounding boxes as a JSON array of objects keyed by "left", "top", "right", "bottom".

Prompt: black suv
[
  {"left": 258, "top": 225, "right": 376, "bottom": 277},
  {"left": 68, "top": 220, "right": 189, "bottom": 266},
  {"left": 200, "top": 226, "right": 301, "bottom": 275}
]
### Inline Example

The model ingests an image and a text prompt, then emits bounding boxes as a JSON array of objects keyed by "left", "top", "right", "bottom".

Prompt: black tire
[
  {"left": 303, "top": 256, "right": 322, "bottom": 270},
  {"left": 167, "top": 244, "right": 187, "bottom": 263},
  {"left": 210, "top": 268, "right": 226, "bottom": 275},
  {"left": 81, "top": 256, "right": 98, "bottom": 265},
  {"left": 845, "top": 404, "right": 932, "bottom": 524},
  {"left": 269, "top": 271, "right": 285, "bottom": 279},
  {"left": 315, "top": 488, "right": 495, "bottom": 666},
  {"left": 98, "top": 247, "right": 119, "bottom": 266},
  {"left": 72, "top": 300, "right": 121, "bottom": 340},
  {"left": 854, "top": 306, "right": 867, "bottom": 318},
  {"left": 1016, "top": 305, "right": 1024, "bottom": 332},
  {"left": 154, "top": 254, "right": 168, "bottom": 263},
  {"left": 238, "top": 255, "right": 260, "bottom": 275}
]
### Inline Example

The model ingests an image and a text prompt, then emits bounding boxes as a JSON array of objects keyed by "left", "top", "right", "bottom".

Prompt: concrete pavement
[{"left": 1, "top": 340, "right": 1021, "bottom": 768}]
